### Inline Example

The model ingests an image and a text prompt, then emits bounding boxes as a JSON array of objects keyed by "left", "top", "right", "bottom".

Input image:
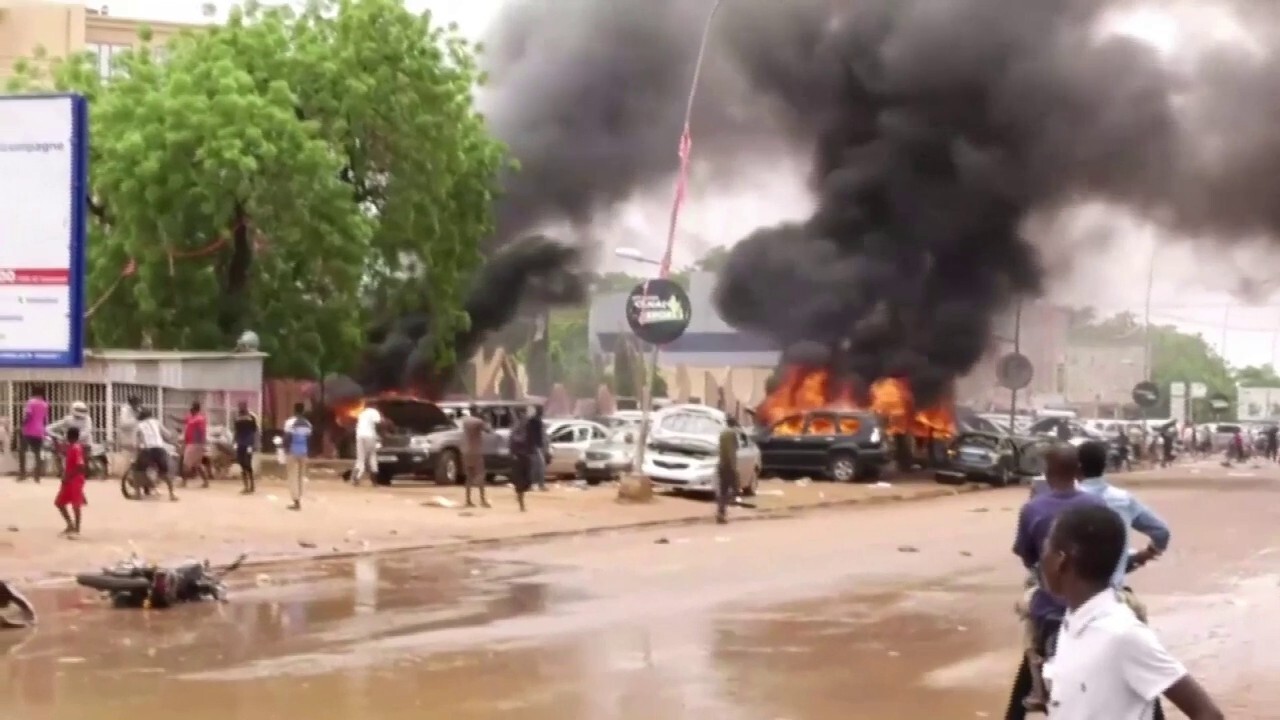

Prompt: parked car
[
  {"left": 641, "top": 404, "right": 760, "bottom": 496},
  {"left": 372, "top": 398, "right": 516, "bottom": 485},
  {"left": 576, "top": 429, "right": 637, "bottom": 484},
  {"left": 1027, "top": 418, "right": 1104, "bottom": 446},
  {"left": 545, "top": 419, "right": 612, "bottom": 477},
  {"left": 934, "top": 431, "right": 1053, "bottom": 487},
  {"left": 600, "top": 411, "right": 644, "bottom": 431},
  {"left": 755, "top": 409, "right": 890, "bottom": 482}
]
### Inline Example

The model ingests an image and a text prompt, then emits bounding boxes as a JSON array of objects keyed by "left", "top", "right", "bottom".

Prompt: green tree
[
  {"left": 7, "top": 0, "right": 503, "bottom": 376},
  {"left": 613, "top": 338, "right": 637, "bottom": 397},
  {"left": 1234, "top": 364, "right": 1280, "bottom": 387},
  {"left": 1070, "top": 310, "right": 1234, "bottom": 416}
]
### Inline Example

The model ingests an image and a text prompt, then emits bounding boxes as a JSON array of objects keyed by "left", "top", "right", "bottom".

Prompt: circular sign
[
  {"left": 996, "top": 352, "right": 1033, "bottom": 391},
  {"left": 1131, "top": 381, "right": 1160, "bottom": 409},
  {"left": 625, "top": 279, "right": 691, "bottom": 345},
  {"left": 1208, "top": 392, "right": 1230, "bottom": 411}
]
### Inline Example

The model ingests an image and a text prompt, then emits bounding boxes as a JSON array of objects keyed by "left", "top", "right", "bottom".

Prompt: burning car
[
  {"left": 755, "top": 367, "right": 957, "bottom": 470},
  {"left": 934, "top": 431, "right": 1053, "bottom": 487},
  {"left": 755, "top": 409, "right": 889, "bottom": 481},
  {"left": 640, "top": 404, "right": 760, "bottom": 496},
  {"left": 336, "top": 397, "right": 514, "bottom": 485}
]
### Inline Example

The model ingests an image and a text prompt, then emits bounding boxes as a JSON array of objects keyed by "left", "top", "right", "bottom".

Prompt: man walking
[
  {"left": 715, "top": 417, "right": 741, "bottom": 524},
  {"left": 527, "top": 404, "right": 548, "bottom": 491},
  {"left": 233, "top": 401, "right": 259, "bottom": 494},
  {"left": 17, "top": 386, "right": 48, "bottom": 483},
  {"left": 281, "top": 403, "right": 312, "bottom": 511},
  {"left": 181, "top": 401, "right": 208, "bottom": 488},
  {"left": 461, "top": 405, "right": 490, "bottom": 508},
  {"left": 351, "top": 403, "right": 382, "bottom": 485}
]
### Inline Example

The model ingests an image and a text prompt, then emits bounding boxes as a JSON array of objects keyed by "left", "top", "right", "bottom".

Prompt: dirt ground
[{"left": 0, "top": 470, "right": 977, "bottom": 583}]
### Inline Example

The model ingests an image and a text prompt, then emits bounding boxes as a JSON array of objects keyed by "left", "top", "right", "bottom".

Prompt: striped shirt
[{"left": 136, "top": 418, "right": 167, "bottom": 449}]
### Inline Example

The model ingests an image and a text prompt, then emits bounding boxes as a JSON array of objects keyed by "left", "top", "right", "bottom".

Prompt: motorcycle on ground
[
  {"left": 1003, "top": 553, "right": 1163, "bottom": 720},
  {"left": 75, "top": 553, "right": 248, "bottom": 608}
]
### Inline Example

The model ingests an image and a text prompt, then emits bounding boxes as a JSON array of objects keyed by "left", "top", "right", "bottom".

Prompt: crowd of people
[{"left": 1008, "top": 439, "right": 1223, "bottom": 720}]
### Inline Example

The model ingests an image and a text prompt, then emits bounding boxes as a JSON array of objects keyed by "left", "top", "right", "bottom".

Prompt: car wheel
[
  {"left": 828, "top": 452, "right": 858, "bottom": 482},
  {"left": 435, "top": 450, "right": 461, "bottom": 485}
]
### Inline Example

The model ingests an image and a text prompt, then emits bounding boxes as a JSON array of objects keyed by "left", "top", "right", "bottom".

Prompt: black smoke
[{"left": 715, "top": 0, "right": 1280, "bottom": 404}]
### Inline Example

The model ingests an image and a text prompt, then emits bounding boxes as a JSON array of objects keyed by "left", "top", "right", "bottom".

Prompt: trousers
[
  {"left": 716, "top": 465, "right": 737, "bottom": 520},
  {"left": 286, "top": 455, "right": 307, "bottom": 502},
  {"left": 352, "top": 436, "right": 378, "bottom": 482}
]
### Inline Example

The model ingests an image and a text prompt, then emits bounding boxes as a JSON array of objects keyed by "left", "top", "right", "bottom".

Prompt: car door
[
  {"left": 547, "top": 424, "right": 580, "bottom": 475},
  {"left": 736, "top": 430, "right": 758, "bottom": 480},
  {"left": 760, "top": 415, "right": 805, "bottom": 471},
  {"left": 796, "top": 412, "right": 839, "bottom": 473}
]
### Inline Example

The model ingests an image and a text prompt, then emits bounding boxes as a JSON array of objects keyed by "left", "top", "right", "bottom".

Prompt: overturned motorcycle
[{"left": 75, "top": 554, "right": 247, "bottom": 609}]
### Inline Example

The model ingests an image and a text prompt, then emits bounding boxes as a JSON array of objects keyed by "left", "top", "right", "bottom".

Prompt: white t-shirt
[
  {"left": 355, "top": 407, "right": 382, "bottom": 440},
  {"left": 1044, "top": 590, "right": 1186, "bottom": 720}
]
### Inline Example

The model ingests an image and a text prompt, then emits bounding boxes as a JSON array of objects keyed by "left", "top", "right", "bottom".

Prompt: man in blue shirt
[
  {"left": 1076, "top": 440, "right": 1172, "bottom": 592},
  {"left": 282, "top": 403, "right": 313, "bottom": 512},
  {"left": 1009, "top": 443, "right": 1105, "bottom": 715}
]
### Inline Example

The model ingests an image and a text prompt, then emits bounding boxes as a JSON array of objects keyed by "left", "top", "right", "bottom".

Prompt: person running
[
  {"left": 1040, "top": 504, "right": 1224, "bottom": 720},
  {"left": 181, "top": 402, "right": 209, "bottom": 488},
  {"left": 1007, "top": 443, "right": 1106, "bottom": 716},
  {"left": 54, "top": 426, "right": 88, "bottom": 538},
  {"left": 233, "top": 401, "right": 259, "bottom": 494},
  {"left": 135, "top": 408, "right": 177, "bottom": 501},
  {"left": 715, "top": 417, "right": 741, "bottom": 525},
  {"left": 17, "top": 386, "right": 49, "bottom": 483},
  {"left": 281, "top": 403, "right": 312, "bottom": 511},
  {"left": 461, "top": 405, "right": 490, "bottom": 508},
  {"left": 351, "top": 403, "right": 383, "bottom": 486}
]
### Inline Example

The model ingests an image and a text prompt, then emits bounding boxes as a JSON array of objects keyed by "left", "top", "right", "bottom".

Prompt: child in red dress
[{"left": 55, "top": 426, "right": 87, "bottom": 537}]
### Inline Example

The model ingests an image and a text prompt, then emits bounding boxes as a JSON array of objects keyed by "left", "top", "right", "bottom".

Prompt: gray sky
[{"left": 82, "top": 1, "right": 1280, "bottom": 370}]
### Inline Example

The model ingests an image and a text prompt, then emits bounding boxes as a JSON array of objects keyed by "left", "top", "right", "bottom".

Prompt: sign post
[{"left": 0, "top": 94, "right": 88, "bottom": 368}]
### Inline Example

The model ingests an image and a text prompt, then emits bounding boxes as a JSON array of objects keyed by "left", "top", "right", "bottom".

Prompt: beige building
[
  {"left": 0, "top": 2, "right": 199, "bottom": 80},
  {"left": 1061, "top": 341, "right": 1144, "bottom": 415}
]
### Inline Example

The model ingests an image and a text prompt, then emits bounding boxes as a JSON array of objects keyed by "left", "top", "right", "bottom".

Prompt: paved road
[{"left": 3, "top": 461, "right": 1277, "bottom": 719}]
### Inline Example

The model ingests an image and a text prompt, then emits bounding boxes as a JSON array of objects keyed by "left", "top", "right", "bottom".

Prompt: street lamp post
[
  {"left": 1142, "top": 245, "right": 1156, "bottom": 380},
  {"left": 631, "top": 0, "right": 726, "bottom": 473}
]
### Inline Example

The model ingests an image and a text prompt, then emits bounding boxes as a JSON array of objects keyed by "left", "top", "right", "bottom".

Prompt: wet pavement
[{"left": 3, "top": 464, "right": 1279, "bottom": 719}]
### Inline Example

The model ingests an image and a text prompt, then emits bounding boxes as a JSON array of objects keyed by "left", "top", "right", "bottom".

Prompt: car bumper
[
  {"left": 642, "top": 463, "right": 718, "bottom": 491},
  {"left": 576, "top": 458, "right": 629, "bottom": 479},
  {"left": 375, "top": 448, "right": 440, "bottom": 476},
  {"left": 935, "top": 463, "right": 999, "bottom": 481}
]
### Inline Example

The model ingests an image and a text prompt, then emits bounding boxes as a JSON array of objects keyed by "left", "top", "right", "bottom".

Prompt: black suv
[{"left": 756, "top": 410, "right": 890, "bottom": 481}]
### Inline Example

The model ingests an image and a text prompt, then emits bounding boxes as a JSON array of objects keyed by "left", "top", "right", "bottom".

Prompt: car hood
[
  {"left": 648, "top": 435, "right": 718, "bottom": 457},
  {"left": 374, "top": 398, "right": 455, "bottom": 435}
]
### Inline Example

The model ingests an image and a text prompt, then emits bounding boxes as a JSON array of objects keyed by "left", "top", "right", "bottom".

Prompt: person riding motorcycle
[{"left": 47, "top": 401, "right": 95, "bottom": 441}]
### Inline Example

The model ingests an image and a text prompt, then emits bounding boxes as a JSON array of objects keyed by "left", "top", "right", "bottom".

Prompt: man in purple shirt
[
  {"left": 17, "top": 386, "right": 49, "bottom": 483},
  {"left": 1007, "top": 443, "right": 1105, "bottom": 716}
]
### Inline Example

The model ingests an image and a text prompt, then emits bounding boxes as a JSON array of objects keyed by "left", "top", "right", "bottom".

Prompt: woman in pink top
[{"left": 18, "top": 386, "right": 49, "bottom": 483}]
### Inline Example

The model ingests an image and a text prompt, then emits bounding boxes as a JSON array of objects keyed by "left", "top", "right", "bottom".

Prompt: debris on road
[
  {"left": 897, "top": 545, "right": 920, "bottom": 553},
  {"left": 424, "top": 496, "right": 459, "bottom": 509}
]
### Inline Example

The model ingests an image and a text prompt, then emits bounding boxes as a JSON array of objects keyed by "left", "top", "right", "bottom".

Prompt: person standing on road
[
  {"left": 135, "top": 408, "right": 177, "bottom": 501},
  {"left": 350, "top": 404, "right": 383, "bottom": 486},
  {"left": 508, "top": 410, "right": 532, "bottom": 512},
  {"left": 17, "top": 386, "right": 49, "bottom": 483},
  {"left": 181, "top": 401, "right": 209, "bottom": 488},
  {"left": 461, "top": 405, "right": 490, "bottom": 508},
  {"left": 233, "top": 402, "right": 259, "bottom": 494},
  {"left": 1040, "top": 504, "right": 1224, "bottom": 720},
  {"left": 115, "top": 395, "right": 140, "bottom": 475},
  {"left": 1264, "top": 424, "right": 1278, "bottom": 462},
  {"left": 281, "top": 403, "right": 312, "bottom": 511},
  {"left": 54, "top": 426, "right": 87, "bottom": 538},
  {"left": 526, "top": 404, "right": 548, "bottom": 492},
  {"left": 1076, "top": 441, "right": 1171, "bottom": 604},
  {"left": 1008, "top": 444, "right": 1105, "bottom": 715},
  {"left": 715, "top": 417, "right": 740, "bottom": 525}
]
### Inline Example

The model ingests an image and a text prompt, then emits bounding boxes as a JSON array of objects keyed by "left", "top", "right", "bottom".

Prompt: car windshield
[
  {"left": 655, "top": 412, "right": 723, "bottom": 437},
  {"left": 957, "top": 433, "right": 1001, "bottom": 450}
]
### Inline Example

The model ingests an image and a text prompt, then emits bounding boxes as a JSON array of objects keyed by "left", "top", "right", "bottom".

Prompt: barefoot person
[
  {"left": 54, "top": 426, "right": 88, "bottom": 538},
  {"left": 461, "top": 405, "right": 490, "bottom": 508},
  {"left": 1041, "top": 504, "right": 1224, "bottom": 720}
]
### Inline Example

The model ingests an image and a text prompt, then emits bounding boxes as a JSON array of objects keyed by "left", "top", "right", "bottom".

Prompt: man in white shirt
[
  {"left": 134, "top": 409, "right": 177, "bottom": 501},
  {"left": 350, "top": 405, "right": 383, "bottom": 486},
  {"left": 1039, "top": 504, "right": 1222, "bottom": 720},
  {"left": 114, "top": 396, "right": 140, "bottom": 474}
]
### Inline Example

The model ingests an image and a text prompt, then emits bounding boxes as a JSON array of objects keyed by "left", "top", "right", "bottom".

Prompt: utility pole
[
  {"left": 1142, "top": 245, "right": 1156, "bottom": 380},
  {"left": 1008, "top": 300, "right": 1023, "bottom": 432}
]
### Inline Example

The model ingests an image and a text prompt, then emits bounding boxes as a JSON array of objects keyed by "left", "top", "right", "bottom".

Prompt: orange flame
[
  {"left": 757, "top": 366, "right": 955, "bottom": 438},
  {"left": 331, "top": 390, "right": 429, "bottom": 427}
]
